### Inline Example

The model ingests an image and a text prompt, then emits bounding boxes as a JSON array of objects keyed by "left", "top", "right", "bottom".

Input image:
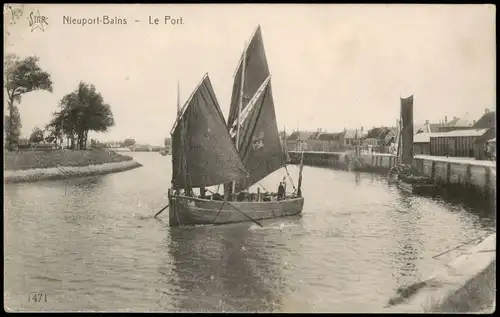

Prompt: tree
[
  {"left": 47, "top": 81, "right": 115, "bottom": 150},
  {"left": 29, "top": 126, "right": 44, "bottom": 143},
  {"left": 123, "top": 138, "right": 136, "bottom": 147},
  {"left": 4, "top": 107, "right": 21, "bottom": 150},
  {"left": 4, "top": 54, "right": 53, "bottom": 150}
]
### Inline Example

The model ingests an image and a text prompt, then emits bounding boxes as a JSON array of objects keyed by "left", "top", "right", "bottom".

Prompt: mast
[
  {"left": 283, "top": 125, "right": 287, "bottom": 159},
  {"left": 232, "top": 41, "right": 247, "bottom": 194},
  {"left": 396, "top": 118, "right": 401, "bottom": 164},
  {"left": 177, "top": 80, "right": 181, "bottom": 117}
]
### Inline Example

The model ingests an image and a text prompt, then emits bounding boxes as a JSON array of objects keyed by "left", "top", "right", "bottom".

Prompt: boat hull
[
  {"left": 397, "top": 180, "right": 437, "bottom": 195},
  {"left": 168, "top": 194, "right": 304, "bottom": 227}
]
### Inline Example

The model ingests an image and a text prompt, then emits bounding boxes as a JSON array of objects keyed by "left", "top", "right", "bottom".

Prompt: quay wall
[
  {"left": 288, "top": 151, "right": 496, "bottom": 203},
  {"left": 288, "top": 151, "right": 351, "bottom": 171}
]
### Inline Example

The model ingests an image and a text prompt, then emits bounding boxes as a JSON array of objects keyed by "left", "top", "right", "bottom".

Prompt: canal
[{"left": 4, "top": 152, "right": 495, "bottom": 312}]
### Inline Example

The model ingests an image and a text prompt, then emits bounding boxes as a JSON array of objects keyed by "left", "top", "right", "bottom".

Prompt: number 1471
[{"left": 29, "top": 293, "right": 47, "bottom": 302}]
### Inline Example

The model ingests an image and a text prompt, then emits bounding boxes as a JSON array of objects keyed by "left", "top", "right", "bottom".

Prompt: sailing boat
[
  {"left": 391, "top": 95, "right": 434, "bottom": 194},
  {"left": 167, "top": 26, "right": 304, "bottom": 227}
]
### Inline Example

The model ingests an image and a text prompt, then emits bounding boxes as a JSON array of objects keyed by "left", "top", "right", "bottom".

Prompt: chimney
[
  {"left": 473, "top": 120, "right": 476, "bottom": 125},
  {"left": 425, "top": 120, "right": 429, "bottom": 124},
  {"left": 453, "top": 116, "right": 457, "bottom": 120},
  {"left": 361, "top": 126, "right": 364, "bottom": 132},
  {"left": 485, "top": 108, "right": 489, "bottom": 114},
  {"left": 445, "top": 116, "right": 448, "bottom": 123}
]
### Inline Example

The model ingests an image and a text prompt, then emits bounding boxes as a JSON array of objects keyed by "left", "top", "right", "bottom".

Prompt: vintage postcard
[{"left": 3, "top": 4, "right": 495, "bottom": 313}]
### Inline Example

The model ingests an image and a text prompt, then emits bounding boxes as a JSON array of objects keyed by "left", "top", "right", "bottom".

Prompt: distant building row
[
  {"left": 413, "top": 109, "right": 495, "bottom": 160},
  {"left": 284, "top": 109, "right": 496, "bottom": 161},
  {"left": 284, "top": 126, "right": 397, "bottom": 153}
]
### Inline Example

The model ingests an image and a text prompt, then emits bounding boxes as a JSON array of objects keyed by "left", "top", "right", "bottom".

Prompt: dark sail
[
  {"left": 232, "top": 77, "right": 286, "bottom": 192},
  {"left": 171, "top": 74, "right": 249, "bottom": 188},
  {"left": 400, "top": 95, "right": 414, "bottom": 165},
  {"left": 227, "top": 26, "right": 270, "bottom": 129}
]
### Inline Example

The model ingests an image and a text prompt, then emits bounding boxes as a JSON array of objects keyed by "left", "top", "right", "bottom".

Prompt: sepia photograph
[{"left": 3, "top": 3, "right": 495, "bottom": 313}]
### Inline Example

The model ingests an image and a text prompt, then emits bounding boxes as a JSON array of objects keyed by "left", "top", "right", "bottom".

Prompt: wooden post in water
[{"left": 297, "top": 150, "right": 304, "bottom": 197}]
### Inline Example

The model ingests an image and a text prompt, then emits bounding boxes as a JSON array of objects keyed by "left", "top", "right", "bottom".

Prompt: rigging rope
[
  {"left": 257, "top": 182, "right": 268, "bottom": 192},
  {"left": 284, "top": 165, "right": 297, "bottom": 191}
]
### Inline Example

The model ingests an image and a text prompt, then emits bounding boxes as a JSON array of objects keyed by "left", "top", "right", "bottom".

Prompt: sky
[{"left": 4, "top": 4, "right": 496, "bottom": 146}]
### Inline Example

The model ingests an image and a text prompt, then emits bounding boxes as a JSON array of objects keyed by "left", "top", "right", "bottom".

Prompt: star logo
[{"left": 28, "top": 10, "right": 49, "bottom": 32}]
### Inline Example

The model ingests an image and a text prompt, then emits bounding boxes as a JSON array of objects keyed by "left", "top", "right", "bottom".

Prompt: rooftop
[
  {"left": 414, "top": 123, "right": 441, "bottom": 134},
  {"left": 317, "top": 132, "right": 344, "bottom": 141},
  {"left": 414, "top": 133, "right": 433, "bottom": 143},
  {"left": 344, "top": 129, "right": 367, "bottom": 139},
  {"left": 430, "top": 128, "right": 489, "bottom": 138},
  {"left": 473, "top": 111, "right": 496, "bottom": 129},
  {"left": 287, "top": 131, "right": 317, "bottom": 141},
  {"left": 364, "top": 127, "right": 395, "bottom": 140}
]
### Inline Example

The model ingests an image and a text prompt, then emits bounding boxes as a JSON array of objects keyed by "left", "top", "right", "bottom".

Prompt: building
[
  {"left": 343, "top": 127, "right": 366, "bottom": 148},
  {"left": 286, "top": 129, "right": 348, "bottom": 152},
  {"left": 286, "top": 131, "right": 316, "bottom": 151},
  {"left": 429, "top": 129, "right": 490, "bottom": 158},
  {"left": 473, "top": 109, "right": 495, "bottom": 130},
  {"left": 472, "top": 109, "right": 496, "bottom": 160},
  {"left": 438, "top": 115, "right": 475, "bottom": 133},
  {"left": 414, "top": 120, "right": 441, "bottom": 134},
  {"left": 316, "top": 132, "right": 345, "bottom": 152},
  {"left": 413, "top": 133, "right": 432, "bottom": 155},
  {"left": 305, "top": 130, "right": 323, "bottom": 151},
  {"left": 361, "top": 127, "right": 396, "bottom": 153}
]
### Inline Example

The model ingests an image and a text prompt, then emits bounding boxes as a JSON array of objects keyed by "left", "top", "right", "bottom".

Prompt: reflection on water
[
  {"left": 166, "top": 224, "right": 284, "bottom": 312},
  {"left": 4, "top": 153, "right": 495, "bottom": 312}
]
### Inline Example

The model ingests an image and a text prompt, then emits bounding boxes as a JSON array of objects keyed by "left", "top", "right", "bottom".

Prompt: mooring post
[
  {"left": 466, "top": 164, "right": 472, "bottom": 189},
  {"left": 431, "top": 160, "right": 436, "bottom": 183},
  {"left": 446, "top": 162, "right": 452, "bottom": 184},
  {"left": 484, "top": 166, "right": 491, "bottom": 195}
]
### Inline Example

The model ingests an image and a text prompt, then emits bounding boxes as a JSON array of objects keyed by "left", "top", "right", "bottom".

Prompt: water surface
[{"left": 4, "top": 152, "right": 495, "bottom": 312}]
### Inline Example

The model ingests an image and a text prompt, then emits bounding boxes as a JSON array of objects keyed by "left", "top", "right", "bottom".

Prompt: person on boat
[{"left": 277, "top": 182, "right": 285, "bottom": 200}]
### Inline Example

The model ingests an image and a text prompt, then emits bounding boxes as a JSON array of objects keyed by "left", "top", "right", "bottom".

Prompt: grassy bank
[{"left": 4, "top": 149, "right": 134, "bottom": 171}]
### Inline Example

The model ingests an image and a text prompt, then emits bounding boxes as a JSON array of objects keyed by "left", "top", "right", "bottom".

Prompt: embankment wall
[
  {"left": 385, "top": 233, "right": 496, "bottom": 313},
  {"left": 4, "top": 160, "right": 143, "bottom": 184}
]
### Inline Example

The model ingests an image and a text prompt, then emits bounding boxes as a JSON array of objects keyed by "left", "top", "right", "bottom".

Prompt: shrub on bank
[{"left": 4, "top": 149, "right": 133, "bottom": 171}]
